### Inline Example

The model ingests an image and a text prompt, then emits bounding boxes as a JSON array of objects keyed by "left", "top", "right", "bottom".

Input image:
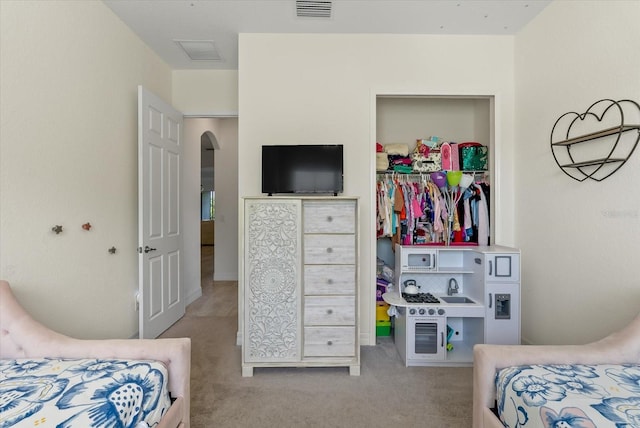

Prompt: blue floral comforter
[
  {"left": 0, "top": 358, "right": 172, "bottom": 428},
  {"left": 496, "top": 364, "right": 640, "bottom": 428}
]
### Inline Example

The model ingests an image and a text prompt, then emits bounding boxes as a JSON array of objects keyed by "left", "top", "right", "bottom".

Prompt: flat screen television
[{"left": 262, "top": 144, "right": 344, "bottom": 195}]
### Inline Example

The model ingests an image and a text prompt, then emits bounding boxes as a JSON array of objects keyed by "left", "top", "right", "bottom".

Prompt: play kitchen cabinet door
[
  {"left": 485, "top": 253, "right": 520, "bottom": 282},
  {"left": 484, "top": 283, "right": 521, "bottom": 345},
  {"left": 483, "top": 252, "right": 521, "bottom": 345},
  {"left": 242, "top": 197, "right": 359, "bottom": 377}
]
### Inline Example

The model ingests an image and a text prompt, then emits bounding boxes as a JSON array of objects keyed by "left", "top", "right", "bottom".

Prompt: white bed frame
[{"left": 0, "top": 280, "right": 191, "bottom": 428}]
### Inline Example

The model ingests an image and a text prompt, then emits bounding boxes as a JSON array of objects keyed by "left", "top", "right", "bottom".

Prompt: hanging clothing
[
  {"left": 375, "top": 173, "right": 490, "bottom": 246},
  {"left": 476, "top": 183, "right": 490, "bottom": 246}
]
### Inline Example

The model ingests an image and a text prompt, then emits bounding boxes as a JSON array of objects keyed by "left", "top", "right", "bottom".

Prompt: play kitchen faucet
[{"left": 447, "top": 278, "right": 459, "bottom": 296}]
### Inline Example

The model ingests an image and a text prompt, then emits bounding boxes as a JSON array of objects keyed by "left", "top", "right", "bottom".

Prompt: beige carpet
[{"left": 161, "top": 252, "right": 473, "bottom": 427}]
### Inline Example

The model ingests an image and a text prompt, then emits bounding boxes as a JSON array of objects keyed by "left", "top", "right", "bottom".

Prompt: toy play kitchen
[{"left": 382, "top": 244, "right": 521, "bottom": 367}]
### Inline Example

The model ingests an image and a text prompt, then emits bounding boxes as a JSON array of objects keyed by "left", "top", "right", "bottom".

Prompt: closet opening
[{"left": 373, "top": 94, "right": 497, "bottom": 341}]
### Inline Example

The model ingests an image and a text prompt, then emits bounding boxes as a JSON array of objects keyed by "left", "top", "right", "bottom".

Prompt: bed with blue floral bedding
[
  {"left": 495, "top": 363, "right": 640, "bottom": 428},
  {"left": 0, "top": 357, "right": 172, "bottom": 428}
]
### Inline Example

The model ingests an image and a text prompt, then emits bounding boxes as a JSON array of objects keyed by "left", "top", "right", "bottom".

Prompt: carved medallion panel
[{"left": 245, "top": 200, "right": 301, "bottom": 362}]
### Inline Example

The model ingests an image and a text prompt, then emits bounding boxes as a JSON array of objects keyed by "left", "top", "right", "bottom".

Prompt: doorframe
[
  {"left": 369, "top": 89, "right": 500, "bottom": 347},
  {"left": 182, "top": 114, "right": 238, "bottom": 307}
]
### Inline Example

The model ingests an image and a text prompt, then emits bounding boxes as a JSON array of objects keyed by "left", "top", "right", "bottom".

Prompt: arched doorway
[{"left": 200, "top": 130, "right": 218, "bottom": 282}]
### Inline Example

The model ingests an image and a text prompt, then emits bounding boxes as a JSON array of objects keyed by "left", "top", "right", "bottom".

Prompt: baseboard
[
  {"left": 185, "top": 287, "right": 202, "bottom": 306},
  {"left": 360, "top": 331, "right": 374, "bottom": 346},
  {"left": 214, "top": 272, "right": 238, "bottom": 281}
]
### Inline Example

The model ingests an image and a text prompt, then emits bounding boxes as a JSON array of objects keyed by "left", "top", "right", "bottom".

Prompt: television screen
[{"left": 262, "top": 145, "right": 343, "bottom": 195}]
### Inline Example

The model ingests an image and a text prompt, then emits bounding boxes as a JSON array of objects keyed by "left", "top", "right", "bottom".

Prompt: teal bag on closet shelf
[{"left": 458, "top": 143, "right": 488, "bottom": 171}]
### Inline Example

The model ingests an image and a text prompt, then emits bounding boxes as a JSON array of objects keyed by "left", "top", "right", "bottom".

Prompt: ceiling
[{"left": 103, "top": 0, "right": 551, "bottom": 70}]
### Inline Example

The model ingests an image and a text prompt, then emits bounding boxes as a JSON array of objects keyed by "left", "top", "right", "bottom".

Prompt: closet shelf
[{"left": 376, "top": 170, "right": 487, "bottom": 177}]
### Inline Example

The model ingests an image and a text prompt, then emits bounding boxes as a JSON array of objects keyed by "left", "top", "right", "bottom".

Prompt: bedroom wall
[
  {"left": 238, "top": 33, "right": 517, "bottom": 345},
  {"left": 209, "top": 118, "right": 240, "bottom": 282},
  {"left": 514, "top": 0, "right": 640, "bottom": 345},
  {"left": 0, "top": 1, "right": 172, "bottom": 339},
  {"left": 172, "top": 70, "right": 239, "bottom": 115}
]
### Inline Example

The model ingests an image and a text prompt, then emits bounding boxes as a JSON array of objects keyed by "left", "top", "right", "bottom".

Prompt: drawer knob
[
  {"left": 326, "top": 247, "right": 333, "bottom": 253},
  {"left": 327, "top": 309, "right": 333, "bottom": 315},
  {"left": 327, "top": 340, "right": 333, "bottom": 346},
  {"left": 327, "top": 216, "right": 333, "bottom": 222},
  {"left": 327, "top": 278, "right": 334, "bottom": 284}
]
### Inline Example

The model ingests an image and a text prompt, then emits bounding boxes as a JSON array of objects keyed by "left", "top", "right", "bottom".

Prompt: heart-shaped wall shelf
[{"left": 550, "top": 99, "right": 640, "bottom": 182}]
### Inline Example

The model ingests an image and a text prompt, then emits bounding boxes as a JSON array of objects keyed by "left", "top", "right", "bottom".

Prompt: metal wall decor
[{"left": 550, "top": 99, "right": 640, "bottom": 182}]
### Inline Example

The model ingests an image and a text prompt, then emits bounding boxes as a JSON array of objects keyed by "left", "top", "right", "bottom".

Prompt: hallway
[{"left": 201, "top": 244, "right": 214, "bottom": 283}]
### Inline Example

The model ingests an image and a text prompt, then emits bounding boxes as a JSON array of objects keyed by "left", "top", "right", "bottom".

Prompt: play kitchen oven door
[{"left": 408, "top": 315, "right": 446, "bottom": 361}]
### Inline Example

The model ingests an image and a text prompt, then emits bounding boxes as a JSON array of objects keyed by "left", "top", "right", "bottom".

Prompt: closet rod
[{"left": 376, "top": 171, "right": 488, "bottom": 180}]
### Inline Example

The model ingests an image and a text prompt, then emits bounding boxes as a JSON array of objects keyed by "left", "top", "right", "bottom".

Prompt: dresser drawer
[
  {"left": 304, "top": 265, "right": 356, "bottom": 295},
  {"left": 304, "top": 234, "right": 355, "bottom": 264},
  {"left": 304, "top": 296, "right": 355, "bottom": 325},
  {"left": 303, "top": 200, "right": 356, "bottom": 234},
  {"left": 304, "top": 327, "right": 355, "bottom": 357}
]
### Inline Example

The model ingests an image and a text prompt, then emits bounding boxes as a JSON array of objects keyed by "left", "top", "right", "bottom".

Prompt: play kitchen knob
[
  {"left": 428, "top": 308, "right": 435, "bottom": 315},
  {"left": 419, "top": 308, "right": 426, "bottom": 315},
  {"left": 409, "top": 308, "right": 417, "bottom": 315}
]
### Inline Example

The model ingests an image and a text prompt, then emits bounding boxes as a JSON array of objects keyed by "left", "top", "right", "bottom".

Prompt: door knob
[{"left": 141, "top": 245, "right": 157, "bottom": 254}]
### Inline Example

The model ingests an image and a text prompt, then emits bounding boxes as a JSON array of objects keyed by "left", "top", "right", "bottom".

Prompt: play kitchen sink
[{"left": 440, "top": 296, "right": 476, "bottom": 304}]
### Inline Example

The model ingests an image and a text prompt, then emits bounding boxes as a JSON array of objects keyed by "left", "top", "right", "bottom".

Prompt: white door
[{"left": 138, "top": 86, "right": 185, "bottom": 339}]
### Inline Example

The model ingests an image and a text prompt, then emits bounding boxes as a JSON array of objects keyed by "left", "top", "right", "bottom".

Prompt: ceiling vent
[
  {"left": 174, "top": 40, "right": 222, "bottom": 61},
  {"left": 296, "top": 0, "right": 332, "bottom": 18}
]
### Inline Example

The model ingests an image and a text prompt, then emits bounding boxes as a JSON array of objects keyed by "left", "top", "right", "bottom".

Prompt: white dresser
[{"left": 242, "top": 197, "right": 359, "bottom": 376}]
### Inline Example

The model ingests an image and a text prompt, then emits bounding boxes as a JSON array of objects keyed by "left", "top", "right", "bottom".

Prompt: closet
[{"left": 375, "top": 95, "right": 495, "bottom": 323}]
